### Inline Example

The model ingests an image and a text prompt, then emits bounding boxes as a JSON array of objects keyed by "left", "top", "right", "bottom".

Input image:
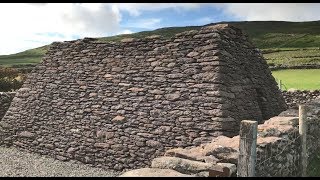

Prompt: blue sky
[
  {"left": 1, "top": 3, "right": 320, "bottom": 55},
  {"left": 119, "top": 5, "right": 238, "bottom": 32}
]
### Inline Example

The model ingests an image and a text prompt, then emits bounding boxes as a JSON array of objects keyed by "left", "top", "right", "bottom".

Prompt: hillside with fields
[
  {"left": 0, "top": 20, "right": 319, "bottom": 90},
  {"left": 1, "top": 21, "right": 320, "bottom": 68}
]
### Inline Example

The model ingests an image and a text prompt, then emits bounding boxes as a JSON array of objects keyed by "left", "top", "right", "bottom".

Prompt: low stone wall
[
  {"left": 269, "top": 65, "right": 320, "bottom": 71},
  {"left": 158, "top": 98, "right": 320, "bottom": 177},
  {"left": 282, "top": 90, "right": 320, "bottom": 109},
  {"left": 256, "top": 99, "right": 320, "bottom": 176},
  {"left": 0, "top": 92, "right": 16, "bottom": 120}
]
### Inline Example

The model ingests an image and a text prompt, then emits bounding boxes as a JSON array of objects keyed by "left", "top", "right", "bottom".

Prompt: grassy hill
[
  {"left": 1, "top": 20, "right": 320, "bottom": 68},
  {"left": 0, "top": 46, "right": 48, "bottom": 68},
  {"left": 100, "top": 21, "right": 320, "bottom": 48}
]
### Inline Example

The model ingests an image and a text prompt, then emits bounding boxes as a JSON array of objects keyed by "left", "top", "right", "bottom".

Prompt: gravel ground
[{"left": 0, "top": 146, "right": 121, "bottom": 177}]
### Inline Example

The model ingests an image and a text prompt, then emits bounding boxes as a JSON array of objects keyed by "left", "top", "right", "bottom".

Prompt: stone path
[{"left": 0, "top": 146, "right": 120, "bottom": 177}]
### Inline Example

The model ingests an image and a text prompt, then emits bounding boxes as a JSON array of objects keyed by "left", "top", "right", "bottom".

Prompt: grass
[
  {"left": 308, "top": 153, "right": 320, "bottom": 177},
  {"left": 271, "top": 69, "right": 320, "bottom": 90},
  {"left": 264, "top": 47, "right": 320, "bottom": 67},
  {"left": 231, "top": 21, "right": 320, "bottom": 48},
  {"left": 0, "top": 46, "right": 48, "bottom": 67}
]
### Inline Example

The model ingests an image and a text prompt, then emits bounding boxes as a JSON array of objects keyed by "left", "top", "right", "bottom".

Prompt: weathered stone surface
[
  {"left": 148, "top": 89, "right": 164, "bottom": 94},
  {"left": 146, "top": 140, "right": 162, "bottom": 148},
  {"left": 164, "top": 148, "right": 219, "bottom": 163},
  {"left": 216, "top": 163, "right": 237, "bottom": 177},
  {"left": 18, "top": 131, "right": 36, "bottom": 139},
  {"left": 187, "top": 51, "right": 199, "bottom": 57},
  {"left": 0, "top": 92, "right": 15, "bottom": 120},
  {"left": 0, "top": 122, "right": 12, "bottom": 129},
  {"left": 56, "top": 155, "right": 68, "bottom": 161},
  {"left": 196, "top": 163, "right": 235, "bottom": 177},
  {"left": 201, "top": 136, "right": 239, "bottom": 164},
  {"left": 93, "top": 143, "right": 110, "bottom": 148},
  {"left": 151, "top": 156, "right": 221, "bottom": 174},
  {"left": 164, "top": 93, "right": 180, "bottom": 101},
  {"left": 119, "top": 168, "right": 195, "bottom": 177},
  {"left": 112, "top": 115, "right": 125, "bottom": 122},
  {"left": 128, "top": 87, "right": 144, "bottom": 92}
]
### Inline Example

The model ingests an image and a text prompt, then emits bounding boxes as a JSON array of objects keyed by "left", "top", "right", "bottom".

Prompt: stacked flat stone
[
  {"left": 0, "top": 24, "right": 286, "bottom": 171},
  {"left": 0, "top": 92, "right": 15, "bottom": 120}
]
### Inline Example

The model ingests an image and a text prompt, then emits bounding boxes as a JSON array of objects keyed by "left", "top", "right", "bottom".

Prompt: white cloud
[
  {"left": 217, "top": 3, "right": 320, "bottom": 21},
  {"left": 1, "top": 3, "right": 320, "bottom": 55},
  {"left": 118, "top": 29, "right": 134, "bottom": 35},
  {"left": 0, "top": 3, "right": 121, "bottom": 55},
  {"left": 110, "top": 3, "right": 203, "bottom": 16}
]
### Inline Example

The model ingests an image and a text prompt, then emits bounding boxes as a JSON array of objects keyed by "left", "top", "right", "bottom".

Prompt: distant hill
[{"left": 1, "top": 20, "right": 320, "bottom": 68}]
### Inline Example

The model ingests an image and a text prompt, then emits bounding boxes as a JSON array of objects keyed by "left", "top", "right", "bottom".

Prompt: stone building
[{"left": 0, "top": 24, "right": 287, "bottom": 171}]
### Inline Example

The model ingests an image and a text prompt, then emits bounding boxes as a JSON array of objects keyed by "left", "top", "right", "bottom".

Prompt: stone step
[
  {"left": 119, "top": 168, "right": 195, "bottom": 177},
  {"left": 151, "top": 156, "right": 224, "bottom": 174},
  {"left": 164, "top": 147, "right": 219, "bottom": 163}
]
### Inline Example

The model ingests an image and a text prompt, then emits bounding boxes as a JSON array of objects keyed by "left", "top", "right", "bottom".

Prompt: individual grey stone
[
  {"left": 167, "top": 73, "right": 185, "bottom": 79},
  {"left": 148, "top": 89, "right": 164, "bottom": 94},
  {"left": 18, "top": 131, "right": 36, "bottom": 139},
  {"left": 165, "top": 93, "right": 180, "bottom": 101},
  {"left": 127, "top": 87, "right": 144, "bottom": 92},
  {"left": 112, "top": 115, "right": 125, "bottom": 122},
  {"left": 146, "top": 140, "right": 162, "bottom": 148},
  {"left": 187, "top": 51, "right": 199, "bottom": 57},
  {"left": 167, "top": 63, "right": 176, "bottom": 68},
  {"left": 153, "top": 67, "right": 170, "bottom": 72},
  {"left": 216, "top": 163, "right": 237, "bottom": 177},
  {"left": 94, "top": 143, "right": 110, "bottom": 148}
]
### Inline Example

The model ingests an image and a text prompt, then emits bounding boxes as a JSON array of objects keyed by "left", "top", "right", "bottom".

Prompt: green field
[
  {"left": 264, "top": 48, "right": 320, "bottom": 67},
  {"left": 271, "top": 69, "right": 320, "bottom": 90},
  {"left": 0, "top": 46, "right": 47, "bottom": 67}
]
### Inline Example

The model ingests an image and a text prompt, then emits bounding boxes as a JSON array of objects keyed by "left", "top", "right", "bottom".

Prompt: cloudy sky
[{"left": 1, "top": 3, "right": 320, "bottom": 55}]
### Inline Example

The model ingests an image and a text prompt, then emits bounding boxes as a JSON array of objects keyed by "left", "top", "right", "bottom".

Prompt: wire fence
[
  {"left": 237, "top": 104, "right": 320, "bottom": 177},
  {"left": 275, "top": 78, "right": 288, "bottom": 91},
  {"left": 255, "top": 129, "right": 301, "bottom": 177},
  {"left": 304, "top": 113, "right": 320, "bottom": 177}
]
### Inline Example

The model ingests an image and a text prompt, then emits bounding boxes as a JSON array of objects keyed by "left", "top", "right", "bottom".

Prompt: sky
[{"left": 1, "top": 3, "right": 320, "bottom": 55}]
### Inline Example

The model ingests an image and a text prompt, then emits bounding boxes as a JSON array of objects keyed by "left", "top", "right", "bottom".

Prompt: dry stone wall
[
  {"left": 161, "top": 98, "right": 320, "bottom": 177},
  {"left": 0, "top": 24, "right": 286, "bottom": 171},
  {"left": 0, "top": 92, "right": 15, "bottom": 120},
  {"left": 282, "top": 90, "right": 320, "bottom": 109}
]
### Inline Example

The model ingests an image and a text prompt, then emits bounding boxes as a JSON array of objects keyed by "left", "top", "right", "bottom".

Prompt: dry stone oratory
[{"left": 0, "top": 24, "right": 287, "bottom": 171}]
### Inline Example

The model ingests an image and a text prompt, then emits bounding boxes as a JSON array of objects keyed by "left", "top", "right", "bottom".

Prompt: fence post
[
  {"left": 299, "top": 105, "right": 307, "bottom": 177},
  {"left": 237, "top": 120, "right": 258, "bottom": 177},
  {"left": 278, "top": 79, "right": 282, "bottom": 90}
]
